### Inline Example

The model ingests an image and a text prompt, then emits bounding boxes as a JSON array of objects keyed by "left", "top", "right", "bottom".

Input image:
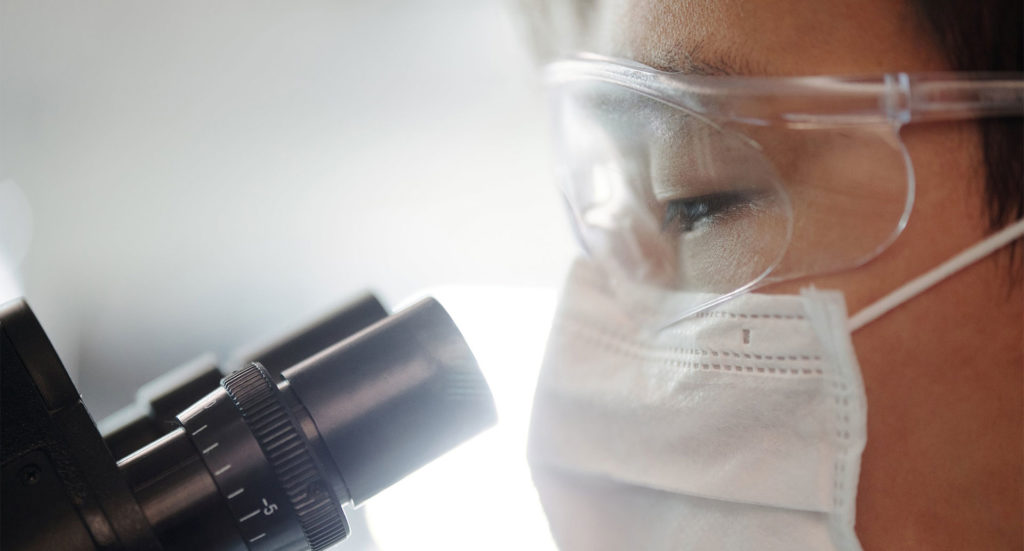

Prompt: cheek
[
  {"left": 676, "top": 200, "right": 790, "bottom": 291},
  {"left": 757, "top": 121, "right": 987, "bottom": 315},
  {"left": 899, "top": 122, "right": 986, "bottom": 223},
  {"left": 745, "top": 125, "right": 912, "bottom": 284}
]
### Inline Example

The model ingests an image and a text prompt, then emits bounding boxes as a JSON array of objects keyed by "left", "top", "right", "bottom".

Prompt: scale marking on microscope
[{"left": 179, "top": 387, "right": 305, "bottom": 550}]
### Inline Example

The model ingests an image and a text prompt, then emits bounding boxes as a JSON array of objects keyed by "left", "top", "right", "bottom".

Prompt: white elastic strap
[{"left": 848, "top": 218, "right": 1024, "bottom": 332}]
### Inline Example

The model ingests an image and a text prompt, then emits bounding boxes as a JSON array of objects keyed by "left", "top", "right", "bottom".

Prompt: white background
[
  {"left": 0, "top": 0, "right": 573, "bottom": 411},
  {"left": 1, "top": 1, "right": 573, "bottom": 548}
]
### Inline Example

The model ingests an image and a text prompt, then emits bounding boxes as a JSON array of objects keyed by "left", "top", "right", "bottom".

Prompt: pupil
[{"left": 663, "top": 195, "right": 722, "bottom": 232}]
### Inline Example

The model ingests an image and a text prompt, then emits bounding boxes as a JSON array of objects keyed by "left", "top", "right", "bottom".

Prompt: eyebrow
[{"left": 642, "top": 40, "right": 759, "bottom": 76}]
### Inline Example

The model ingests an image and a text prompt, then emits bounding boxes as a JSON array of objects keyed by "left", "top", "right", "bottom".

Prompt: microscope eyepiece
[
  {"left": 281, "top": 297, "right": 494, "bottom": 506},
  {"left": 2, "top": 297, "right": 497, "bottom": 551},
  {"left": 101, "top": 294, "right": 389, "bottom": 460}
]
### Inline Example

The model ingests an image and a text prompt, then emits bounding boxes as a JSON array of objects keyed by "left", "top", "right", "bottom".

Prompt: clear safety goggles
[{"left": 548, "top": 53, "right": 1024, "bottom": 320}]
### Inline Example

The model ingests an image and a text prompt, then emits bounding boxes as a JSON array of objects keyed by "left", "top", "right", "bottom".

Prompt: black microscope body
[{"left": 1, "top": 296, "right": 497, "bottom": 550}]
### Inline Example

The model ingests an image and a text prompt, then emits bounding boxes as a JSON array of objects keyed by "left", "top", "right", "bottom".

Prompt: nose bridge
[
  {"left": 573, "top": 151, "right": 679, "bottom": 287},
  {"left": 556, "top": 90, "right": 682, "bottom": 287}
]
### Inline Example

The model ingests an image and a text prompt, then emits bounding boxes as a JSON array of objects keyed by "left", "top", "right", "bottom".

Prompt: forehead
[{"left": 525, "top": 0, "right": 945, "bottom": 75}]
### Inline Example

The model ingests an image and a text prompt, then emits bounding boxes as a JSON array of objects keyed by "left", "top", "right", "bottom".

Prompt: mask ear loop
[{"left": 848, "top": 218, "right": 1024, "bottom": 331}]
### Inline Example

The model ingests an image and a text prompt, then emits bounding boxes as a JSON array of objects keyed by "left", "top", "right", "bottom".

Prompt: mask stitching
[
  {"left": 829, "top": 347, "right": 864, "bottom": 549},
  {"left": 829, "top": 379, "right": 858, "bottom": 549},
  {"left": 560, "top": 317, "right": 824, "bottom": 362},
  {"left": 561, "top": 320, "right": 825, "bottom": 376},
  {"left": 676, "top": 348, "right": 821, "bottom": 362},
  {"left": 830, "top": 380, "right": 853, "bottom": 504},
  {"left": 799, "top": 290, "right": 862, "bottom": 550},
  {"left": 693, "top": 311, "right": 806, "bottom": 321}
]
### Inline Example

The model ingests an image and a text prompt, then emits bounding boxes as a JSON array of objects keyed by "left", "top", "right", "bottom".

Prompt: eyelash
[{"left": 661, "top": 191, "right": 754, "bottom": 233}]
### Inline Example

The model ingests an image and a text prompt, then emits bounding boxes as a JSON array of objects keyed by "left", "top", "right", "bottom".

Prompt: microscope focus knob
[{"left": 222, "top": 363, "right": 348, "bottom": 550}]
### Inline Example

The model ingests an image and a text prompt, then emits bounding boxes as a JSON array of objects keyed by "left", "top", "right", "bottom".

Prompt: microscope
[{"left": 1, "top": 294, "right": 497, "bottom": 550}]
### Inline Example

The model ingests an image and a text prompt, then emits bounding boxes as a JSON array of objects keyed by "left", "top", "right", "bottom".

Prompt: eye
[{"left": 660, "top": 191, "right": 755, "bottom": 233}]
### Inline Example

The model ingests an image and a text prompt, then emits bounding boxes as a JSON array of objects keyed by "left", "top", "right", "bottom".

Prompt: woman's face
[
  {"left": 591, "top": 0, "right": 962, "bottom": 305},
  {"left": 542, "top": 0, "right": 1022, "bottom": 547}
]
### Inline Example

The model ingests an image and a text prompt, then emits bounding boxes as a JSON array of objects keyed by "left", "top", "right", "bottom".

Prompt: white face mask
[{"left": 528, "top": 220, "right": 1024, "bottom": 551}]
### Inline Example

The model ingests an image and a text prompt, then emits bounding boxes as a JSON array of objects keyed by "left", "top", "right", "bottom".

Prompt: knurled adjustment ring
[{"left": 223, "top": 363, "right": 348, "bottom": 550}]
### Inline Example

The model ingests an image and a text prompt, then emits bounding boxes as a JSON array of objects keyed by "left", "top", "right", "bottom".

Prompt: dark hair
[{"left": 913, "top": 0, "right": 1023, "bottom": 265}]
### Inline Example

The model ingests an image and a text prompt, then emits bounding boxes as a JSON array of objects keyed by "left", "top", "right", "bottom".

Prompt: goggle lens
[{"left": 551, "top": 77, "right": 912, "bottom": 316}]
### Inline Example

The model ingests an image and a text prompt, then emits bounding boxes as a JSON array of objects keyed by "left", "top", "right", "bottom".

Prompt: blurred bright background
[{"left": 1, "top": 1, "right": 574, "bottom": 549}]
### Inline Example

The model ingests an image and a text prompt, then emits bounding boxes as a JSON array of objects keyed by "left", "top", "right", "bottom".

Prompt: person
[{"left": 517, "top": 1, "right": 1023, "bottom": 549}]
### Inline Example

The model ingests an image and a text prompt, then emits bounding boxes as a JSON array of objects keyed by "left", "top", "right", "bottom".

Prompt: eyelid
[
  {"left": 661, "top": 192, "right": 750, "bottom": 233},
  {"left": 652, "top": 177, "right": 735, "bottom": 202},
  {"left": 652, "top": 177, "right": 771, "bottom": 202},
  {"left": 660, "top": 189, "right": 772, "bottom": 221}
]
